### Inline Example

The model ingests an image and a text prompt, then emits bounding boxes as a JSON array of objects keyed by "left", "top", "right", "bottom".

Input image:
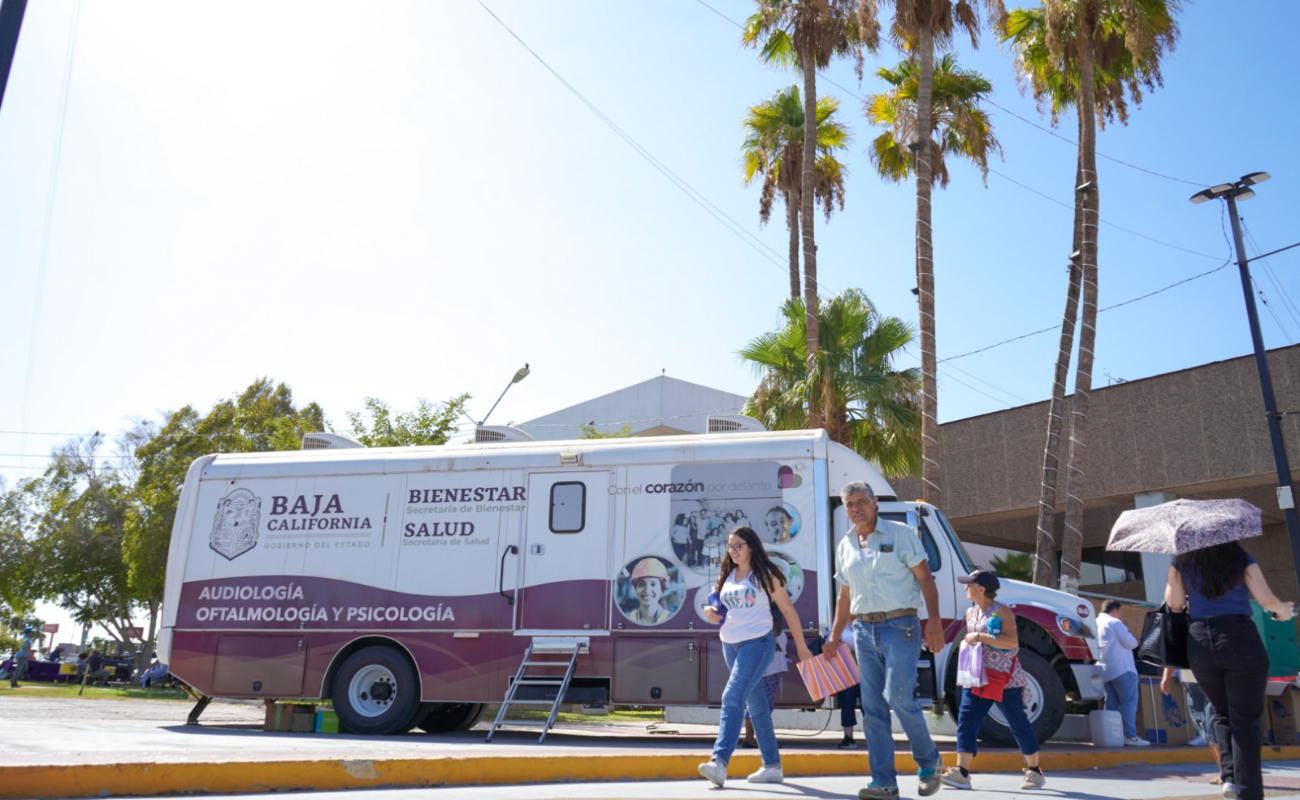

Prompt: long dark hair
[
  {"left": 1174, "top": 542, "right": 1250, "bottom": 600},
  {"left": 714, "top": 526, "right": 787, "bottom": 596}
]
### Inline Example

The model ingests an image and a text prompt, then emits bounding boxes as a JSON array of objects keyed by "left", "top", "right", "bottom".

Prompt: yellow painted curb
[{"left": 6, "top": 747, "right": 1300, "bottom": 799}]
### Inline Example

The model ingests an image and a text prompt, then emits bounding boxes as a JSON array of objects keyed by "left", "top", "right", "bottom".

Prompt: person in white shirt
[
  {"left": 1097, "top": 600, "right": 1148, "bottom": 746},
  {"left": 698, "top": 526, "right": 813, "bottom": 788}
]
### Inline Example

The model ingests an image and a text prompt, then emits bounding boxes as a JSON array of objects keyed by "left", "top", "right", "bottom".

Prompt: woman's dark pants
[{"left": 1188, "top": 616, "right": 1268, "bottom": 800}]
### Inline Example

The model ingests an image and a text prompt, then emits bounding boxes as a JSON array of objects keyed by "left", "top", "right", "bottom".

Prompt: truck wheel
[
  {"left": 978, "top": 649, "right": 1066, "bottom": 747},
  {"left": 416, "top": 702, "right": 487, "bottom": 733},
  {"left": 331, "top": 647, "right": 423, "bottom": 735}
]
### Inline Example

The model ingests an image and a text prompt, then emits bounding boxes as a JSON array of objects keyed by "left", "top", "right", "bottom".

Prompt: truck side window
[
  {"left": 549, "top": 482, "right": 586, "bottom": 533},
  {"left": 919, "top": 522, "right": 942, "bottom": 572}
]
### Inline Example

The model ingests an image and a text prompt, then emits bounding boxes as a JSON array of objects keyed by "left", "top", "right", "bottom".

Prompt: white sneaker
[
  {"left": 1189, "top": 735, "right": 1207, "bottom": 747},
  {"left": 1223, "top": 782, "right": 1239, "bottom": 799},
  {"left": 748, "top": 765, "right": 784, "bottom": 784},
  {"left": 698, "top": 760, "right": 726, "bottom": 787},
  {"left": 1124, "top": 736, "right": 1151, "bottom": 747}
]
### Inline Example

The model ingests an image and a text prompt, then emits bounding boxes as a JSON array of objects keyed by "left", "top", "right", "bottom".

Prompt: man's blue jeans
[
  {"left": 712, "top": 631, "right": 780, "bottom": 769},
  {"left": 1104, "top": 671, "right": 1140, "bottom": 738},
  {"left": 855, "top": 617, "right": 940, "bottom": 786}
]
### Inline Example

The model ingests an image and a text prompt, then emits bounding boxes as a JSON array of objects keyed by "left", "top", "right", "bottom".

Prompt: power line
[
  {"left": 1244, "top": 223, "right": 1300, "bottom": 334},
  {"left": 940, "top": 361, "right": 1033, "bottom": 405},
  {"left": 986, "top": 168, "right": 1222, "bottom": 261},
  {"left": 476, "top": 1, "right": 818, "bottom": 293},
  {"left": 980, "top": 98, "right": 1209, "bottom": 187}
]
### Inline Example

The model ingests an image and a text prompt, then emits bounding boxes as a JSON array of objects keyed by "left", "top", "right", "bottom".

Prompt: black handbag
[{"left": 1137, "top": 603, "right": 1190, "bottom": 669}]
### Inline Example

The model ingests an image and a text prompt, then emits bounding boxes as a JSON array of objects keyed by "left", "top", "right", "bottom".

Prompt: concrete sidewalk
[{"left": 3, "top": 695, "right": 1293, "bottom": 799}]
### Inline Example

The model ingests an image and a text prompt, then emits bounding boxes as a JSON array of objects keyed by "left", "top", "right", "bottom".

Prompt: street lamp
[
  {"left": 475, "top": 363, "right": 531, "bottom": 427},
  {"left": 1189, "top": 173, "right": 1300, "bottom": 577}
]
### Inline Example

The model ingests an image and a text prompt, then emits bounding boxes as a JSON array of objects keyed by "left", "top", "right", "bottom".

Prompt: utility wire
[
  {"left": 980, "top": 98, "right": 1209, "bottom": 187},
  {"left": 1244, "top": 223, "right": 1300, "bottom": 333},
  {"left": 1252, "top": 277, "right": 1296, "bottom": 345},
  {"left": 476, "top": 1, "right": 816, "bottom": 293}
]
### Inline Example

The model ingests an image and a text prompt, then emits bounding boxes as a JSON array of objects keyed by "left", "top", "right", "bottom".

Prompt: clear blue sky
[{"left": 2, "top": 1, "right": 1298, "bottom": 633}]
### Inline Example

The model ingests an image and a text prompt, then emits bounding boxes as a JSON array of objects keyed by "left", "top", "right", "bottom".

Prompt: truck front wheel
[
  {"left": 331, "top": 646, "right": 423, "bottom": 735},
  {"left": 978, "top": 649, "right": 1066, "bottom": 747},
  {"left": 416, "top": 702, "right": 487, "bottom": 733}
]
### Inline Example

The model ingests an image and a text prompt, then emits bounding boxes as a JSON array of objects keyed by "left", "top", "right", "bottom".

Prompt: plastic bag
[{"left": 956, "top": 640, "right": 986, "bottom": 688}]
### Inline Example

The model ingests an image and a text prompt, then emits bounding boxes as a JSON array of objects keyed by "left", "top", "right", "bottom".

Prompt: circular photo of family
[
  {"left": 672, "top": 507, "right": 752, "bottom": 575},
  {"left": 762, "top": 503, "right": 801, "bottom": 545},
  {"left": 768, "top": 551, "right": 804, "bottom": 603},
  {"left": 615, "top": 555, "right": 685, "bottom": 626}
]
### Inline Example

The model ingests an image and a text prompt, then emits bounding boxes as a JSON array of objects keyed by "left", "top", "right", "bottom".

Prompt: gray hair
[{"left": 840, "top": 481, "right": 875, "bottom": 502}]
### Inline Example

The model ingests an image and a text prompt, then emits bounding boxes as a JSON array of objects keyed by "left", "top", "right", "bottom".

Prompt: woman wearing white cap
[{"left": 941, "top": 570, "right": 1044, "bottom": 792}]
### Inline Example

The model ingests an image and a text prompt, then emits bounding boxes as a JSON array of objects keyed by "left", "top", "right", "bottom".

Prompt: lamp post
[
  {"left": 476, "top": 363, "right": 530, "bottom": 427},
  {"left": 1190, "top": 173, "right": 1300, "bottom": 578}
]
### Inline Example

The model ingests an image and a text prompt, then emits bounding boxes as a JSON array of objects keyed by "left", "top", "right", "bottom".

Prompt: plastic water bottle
[{"left": 707, "top": 592, "right": 727, "bottom": 622}]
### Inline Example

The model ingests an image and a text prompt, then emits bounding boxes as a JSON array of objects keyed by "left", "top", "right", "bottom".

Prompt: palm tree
[
  {"left": 739, "top": 288, "right": 921, "bottom": 478},
  {"left": 742, "top": 86, "right": 852, "bottom": 301},
  {"left": 856, "top": 0, "right": 1003, "bottom": 509},
  {"left": 1001, "top": 0, "right": 1181, "bottom": 592},
  {"left": 864, "top": 54, "right": 1001, "bottom": 188},
  {"left": 745, "top": 0, "right": 866, "bottom": 429}
]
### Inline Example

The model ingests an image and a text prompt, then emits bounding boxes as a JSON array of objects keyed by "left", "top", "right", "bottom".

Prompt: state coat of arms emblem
[{"left": 210, "top": 489, "right": 262, "bottom": 560}]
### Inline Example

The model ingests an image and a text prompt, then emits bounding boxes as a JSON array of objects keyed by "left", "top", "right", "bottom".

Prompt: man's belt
[{"left": 856, "top": 608, "right": 918, "bottom": 623}]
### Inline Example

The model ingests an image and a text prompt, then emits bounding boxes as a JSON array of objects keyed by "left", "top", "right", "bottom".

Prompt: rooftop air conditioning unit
[
  {"left": 301, "top": 433, "right": 365, "bottom": 450},
  {"left": 706, "top": 415, "right": 767, "bottom": 434},
  {"left": 475, "top": 425, "right": 535, "bottom": 444}
]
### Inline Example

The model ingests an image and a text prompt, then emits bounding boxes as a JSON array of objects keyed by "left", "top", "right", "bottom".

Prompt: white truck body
[{"left": 158, "top": 428, "right": 1100, "bottom": 740}]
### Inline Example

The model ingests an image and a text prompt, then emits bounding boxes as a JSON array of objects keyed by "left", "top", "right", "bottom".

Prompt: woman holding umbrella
[
  {"left": 1165, "top": 544, "right": 1291, "bottom": 800},
  {"left": 1111, "top": 498, "right": 1295, "bottom": 800}
]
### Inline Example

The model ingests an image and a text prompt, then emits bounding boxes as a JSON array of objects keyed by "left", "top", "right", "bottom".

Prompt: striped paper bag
[{"left": 795, "top": 645, "right": 860, "bottom": 703}]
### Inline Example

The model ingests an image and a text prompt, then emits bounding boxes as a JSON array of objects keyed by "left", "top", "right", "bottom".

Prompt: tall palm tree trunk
[
  {"left": 1031, "top": 162, "right": 1084, "bottom": 586},
  {"left": 1059, "top": 7, "right": 1100, "bottom": 595},
  {"left": 914, "top": 24, "right": 939, "bottom": 506},
  {"left": 787, "top": 195, "right": 801, "bottom": 302},
  {"left": 800, "top": 51, "right": 823, "bottom": 429}
]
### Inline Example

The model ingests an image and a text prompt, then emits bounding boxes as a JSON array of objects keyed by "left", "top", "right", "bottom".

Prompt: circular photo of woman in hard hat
[{"left": 616, "top": 555, "right": 684, "bottom": 626}]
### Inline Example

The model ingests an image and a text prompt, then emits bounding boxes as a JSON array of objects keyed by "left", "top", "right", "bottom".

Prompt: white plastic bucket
[{"left": 1090, "top": 709, "right": 1124, "bottom": 747}]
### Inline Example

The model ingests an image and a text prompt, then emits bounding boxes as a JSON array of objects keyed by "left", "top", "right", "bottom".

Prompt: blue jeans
[
  {"left": 1104, "top": 671, "right": 1140, "bottom": 738},
  {"left": 956, "top": 687, "right": 1040, "bottom": 756},
  {"left": 712, "top": 632, "right": 780, "bottom": 768},
  {"left": 855, "top": 617, "right": 940, "bottom": 786}
]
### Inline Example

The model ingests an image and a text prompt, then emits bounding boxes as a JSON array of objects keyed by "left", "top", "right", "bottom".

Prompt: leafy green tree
[
  {"left": 745, "top": 0, "right": 866, "bottom": 429},
  {"left": 989, "top": 551, "right": 1033, "bottom": 582},
  {"left": 579, "top": 423, "right": 634, "bottom": 439},
  {"left": 345, "top": 395, "right": 470, "bottom": 447},
  {"left": 1001, "top": 0, "right": 1180, "bottom": 592},
  {"left": 17, "top": 435, "right": 148, "bottom": 664},
  {"left": 742, "top": 85, "right": 851, "bottom": 301},
  {"left": 740, "top": 288, "right": 921, "bottom": 477}
]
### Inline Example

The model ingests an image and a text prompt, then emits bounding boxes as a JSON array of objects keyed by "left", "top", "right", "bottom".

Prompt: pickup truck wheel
[
  {"left": 331, "top": 646, "right": 423, "bottom": 735},
  {"left": 978, "top": 649, "right": 1065, "bottom": 747},
  {"left": 416, "top": 702, "right": 487, "bottom": 733}
]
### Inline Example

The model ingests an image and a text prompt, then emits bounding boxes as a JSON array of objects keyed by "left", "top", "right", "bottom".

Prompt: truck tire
[
  {"left": 416, "top": 702, "right": 488, "bottom": 733},
  {"left": 331, "top": 647, "right": 423, "bottom": 735},
  {"left": 978, "top": 649, "right": 1065, "bottom": 747}
]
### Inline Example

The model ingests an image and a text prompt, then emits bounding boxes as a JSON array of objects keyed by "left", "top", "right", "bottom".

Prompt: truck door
[{"left": 519, "top": 471, "right": 611, "bottom": 632}]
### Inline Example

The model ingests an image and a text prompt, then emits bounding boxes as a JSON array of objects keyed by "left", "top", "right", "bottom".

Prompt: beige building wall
[{"left": 897, "top": 344, "right": 1300, "bottom": 602}]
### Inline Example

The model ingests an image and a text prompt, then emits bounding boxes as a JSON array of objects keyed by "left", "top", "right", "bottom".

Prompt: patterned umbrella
[{"left": 1106, "top": 498, "right": 1263, "bottom": 555}]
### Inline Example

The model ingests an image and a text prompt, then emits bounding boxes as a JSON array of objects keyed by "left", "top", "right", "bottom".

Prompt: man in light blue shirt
[
  {"left": 1097, "top": 600, "right": 1149, "bottom": 746},
  {"left": 826, "top": 481, "right": 944, "bottom": 800}
]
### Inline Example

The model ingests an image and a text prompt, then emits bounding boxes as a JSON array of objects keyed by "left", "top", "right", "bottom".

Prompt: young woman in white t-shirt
[{"left": 698, "top": 526, "right": 813, "bottom": 788}]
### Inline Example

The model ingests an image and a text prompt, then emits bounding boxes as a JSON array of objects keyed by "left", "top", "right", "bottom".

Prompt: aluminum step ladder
[{"left": 485, "top": 637, "right": 584, "bottom": 743}]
